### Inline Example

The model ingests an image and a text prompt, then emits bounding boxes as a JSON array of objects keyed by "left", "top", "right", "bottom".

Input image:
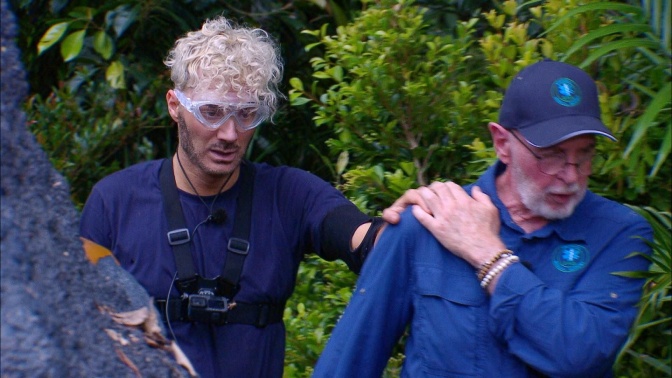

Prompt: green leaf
[
  {"left": 625, "top": 349, "right": 672, "bottom": 375},
  {"left": 37, "top": 22, "right": 69, "bottom": 55},
  {"left": 60, "top": 30, "right": 85, "bottom": 62},
  {"left": 563, "top": 24, "right": 652, "bottom": 60},
  {"left": 624, "top": 82, "right": 671, "bottom": 158},
  {"left": 542, "top": 2, "right": 643, "bottom": 36},
  {"left": 105, "top": 60, "right": 126, "bottom": 89},
  {"left": 332, "top": 66, "right": 344, "bottom": 82},
  {"left": 68, "top": 6, "right": 94, "bottom": 20},
  {"left": 336, "top": 151, "right": 349, "bottom": 175},
  {"left": 651, "top": 124, "right": 671, "bottom": 177},
  {"left": 328, "top": 0, "right": 348, "bottom": 26},
  {"left": 578, "top": 39, "right": 661, "bottom": 68},
  {"left": 313, "top": 71, "right": 332, "bottom": 79},
  {"left": 612, "top": 271, "right": 653, "bottom": 279},
  {"left": 93, "top": 31, "right": 114, "bottom": 60},
  {"left": 289, "top": 77, "right": 304, "bottom": 91},
  {"left": 290, "top": 97, "right": 311, "bottom": 106}
]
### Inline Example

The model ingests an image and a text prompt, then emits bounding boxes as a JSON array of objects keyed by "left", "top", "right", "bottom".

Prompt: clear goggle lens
[{"left": 174, "top": 89, "right": 268, "bottom": 130}]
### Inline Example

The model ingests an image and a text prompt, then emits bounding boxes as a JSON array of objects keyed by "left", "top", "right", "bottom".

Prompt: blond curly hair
[{"left": 164, "top": 16, "right": 283, "bottom": 116}]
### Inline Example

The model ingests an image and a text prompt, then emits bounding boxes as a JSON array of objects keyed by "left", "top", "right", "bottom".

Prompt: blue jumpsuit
[{"left": 314, "top": 161, "right": 652, "bottom": 377}]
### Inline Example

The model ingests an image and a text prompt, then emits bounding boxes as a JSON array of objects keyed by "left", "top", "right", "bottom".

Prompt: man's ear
[
  {"left": 489, "top": 122, "right": 512, "bottom": 164},
  {"left": 166, "top": 90, "right": 180, "bottom": 122}
]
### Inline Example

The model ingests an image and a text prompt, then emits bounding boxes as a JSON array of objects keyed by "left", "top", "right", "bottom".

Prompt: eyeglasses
[
  {"left": 174, "top": 89, "right": 269, "bottom": 131},
  {"left": 509, "top": 131, "right": 603, "bottom": 176}
]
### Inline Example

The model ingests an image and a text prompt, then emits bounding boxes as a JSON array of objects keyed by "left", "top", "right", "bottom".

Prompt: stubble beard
[
  {"left": 511, "top": 162, "right": 586, "bottom": 220},
  {"left": 177, "top": 114, "right": 235, "bottom": 178}
]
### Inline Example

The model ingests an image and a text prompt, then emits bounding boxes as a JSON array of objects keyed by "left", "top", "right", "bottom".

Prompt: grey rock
[{"left": 1, "top": 1, "right": 188, "bottom": 376}]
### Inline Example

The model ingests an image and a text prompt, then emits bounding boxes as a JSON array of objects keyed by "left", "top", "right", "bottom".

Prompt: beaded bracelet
[
  {"left": 477, "top": 249, "right": 514, "bottom": 281},
  {"left": 480, "top": 255, "right": 520, "bottom": 290}
]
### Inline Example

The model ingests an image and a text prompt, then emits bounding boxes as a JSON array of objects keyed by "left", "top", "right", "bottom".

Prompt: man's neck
[
  {"left": 495, "top": 171, "right": 549, "bottom": 234},
  {"left": 172, "top": 153, "right": 239, "bottom": 196}
]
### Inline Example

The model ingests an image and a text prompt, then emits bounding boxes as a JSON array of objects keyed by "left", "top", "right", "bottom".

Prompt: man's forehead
[{"left": 189, "top": 88, "right": 256, "bottom": 102}]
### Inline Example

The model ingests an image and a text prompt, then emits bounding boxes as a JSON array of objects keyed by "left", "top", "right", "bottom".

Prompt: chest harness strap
[{"left": 156, "top": 158, "right": 282, "bottom": 327}]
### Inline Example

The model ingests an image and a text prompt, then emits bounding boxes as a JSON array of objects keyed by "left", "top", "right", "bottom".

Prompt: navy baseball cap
[{"left": 498, "top": 59, "right": 616, "bottom": 148}]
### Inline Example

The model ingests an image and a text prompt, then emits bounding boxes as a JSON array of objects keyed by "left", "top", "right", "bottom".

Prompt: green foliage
[
  {"left": 291, "top": 0, "right": 498, "bottom": 214},
  {"left": 34, "top": 3, "right": 142, "bottom": 89},
  {"left": 614, "top": 206, "right": 671, "bottom": 377},
  {"left": 283, "top": 257, "right": 356, "bottom": 378},
  {"left": 15, "top": 0, "right": 208, "bottom": 207},
  {"left": 283, "top": 256, "right": 405, "bottom": 378},
  {"left": 26, "top": 81, "right": 161, "bottom": 209}
]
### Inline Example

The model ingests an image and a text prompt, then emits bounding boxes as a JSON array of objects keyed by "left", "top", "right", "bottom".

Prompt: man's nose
[
  {"left": 557, "top": 161, "right": 582, "bottom": 183},
  {"left": 216, "top": 117, "right": 238, "bottom": 140}
]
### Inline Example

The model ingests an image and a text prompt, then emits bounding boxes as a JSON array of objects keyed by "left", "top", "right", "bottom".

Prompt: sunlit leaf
[
  {"left": 60, "top": 30, "right": 85, "bottom": 62},
  {"left": 105, "top": 60, "right": 125, "bottom": 89},
  {"left": 336, "top": 151, "right": 349, "bottom": 175},
  {"left": 37, "top": 22, "right": 69, "bottom": 55},
  {"left": 289, "top": 77, "right": 304, "bottom": 91}
]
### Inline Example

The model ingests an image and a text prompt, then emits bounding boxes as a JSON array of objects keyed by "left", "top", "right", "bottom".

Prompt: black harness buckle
[
  {"left": 167, "top": 228, "right": 190, "bottom": 245},
  {"left": 227, "top": 238, "right": 250, "bottom": 255}
]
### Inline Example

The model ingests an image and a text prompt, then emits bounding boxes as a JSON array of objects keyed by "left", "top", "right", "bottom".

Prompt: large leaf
[
  {"left": 577, "top": 39, "right": 661, "bottom": 68},
  {"left": 37, "top": 22, "right": 69, "bottom": 55},
  {"left": 563, "top": 23, "right": 652, "bottom": 59},
  {"left": 623, "top": 81, "right": 672, "bottom": 172},
  {"left": 542, "top": 2, "right": 643, "bottom": 36},
  {"left": 93, "top": 31, "right": 114, "bottom": 60},
  {"left": 60, "top": 29, "right": 85, "bottom": 62}
]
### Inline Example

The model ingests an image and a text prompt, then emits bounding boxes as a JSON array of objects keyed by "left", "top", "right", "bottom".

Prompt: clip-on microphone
[{"left": 209, "top": 209, "right": 227, "bottom": 224}]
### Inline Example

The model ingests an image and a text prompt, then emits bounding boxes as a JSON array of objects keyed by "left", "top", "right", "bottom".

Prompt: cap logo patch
[
  {"left": 551, "top": 78, "right": 582, "bottom": 107},
  {"left": 552, "top": 244, "right": 590, "bottom": 272}
]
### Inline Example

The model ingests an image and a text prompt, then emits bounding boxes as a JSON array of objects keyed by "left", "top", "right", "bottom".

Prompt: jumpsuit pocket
[{"left": 413, "top": 265, "right": 486, "bottom": 377}]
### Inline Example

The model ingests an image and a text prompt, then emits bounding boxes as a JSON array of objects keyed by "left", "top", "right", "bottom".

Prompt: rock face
[{"left": 1, "top": 2, "right": 187, "bottom": 376}]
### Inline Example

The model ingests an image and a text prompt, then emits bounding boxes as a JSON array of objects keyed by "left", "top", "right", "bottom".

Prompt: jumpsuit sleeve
[
  {"left": 313, "top": 210, "right": 417, "bottom": 378},
  {"left": 489, "top": 217, "right": 653, "bottom": 377}
]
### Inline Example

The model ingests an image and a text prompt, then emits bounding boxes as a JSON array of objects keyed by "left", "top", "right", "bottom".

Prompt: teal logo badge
[
  {"left": 551, "top": 78, "right": 582, "bottom": 107},
  {"left": 552, "top": 244, "right": 589, "bottom": 272}
]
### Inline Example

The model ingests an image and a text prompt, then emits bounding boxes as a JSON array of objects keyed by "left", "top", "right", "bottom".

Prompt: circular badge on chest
[{"left": 552, "top": 244, "right": 590, "bottom": 273}]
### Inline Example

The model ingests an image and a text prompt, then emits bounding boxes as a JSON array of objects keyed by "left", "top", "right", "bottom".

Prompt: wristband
[
  {"left": 480, "top": 255, "right": 519, "bottom": 290},
  {"left": 477, "top": 249, "right": 513, "bottom": 281}
]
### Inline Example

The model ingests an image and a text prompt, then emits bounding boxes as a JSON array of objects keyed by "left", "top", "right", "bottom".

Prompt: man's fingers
[
  {"left": 411, "top": 204, "right": 437, "bottom": 231},
  {"left": 471, "top": 186, "right": 495, "bottom": 207},
  {"left": 381, "top": 208, "right": 402, "bottom": 224},
  {"left": 381, "top": 188, "right": 430, "bottom": 224},
  {"left": 444, "top": 181, "right": 472, "bottom": 202}
]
